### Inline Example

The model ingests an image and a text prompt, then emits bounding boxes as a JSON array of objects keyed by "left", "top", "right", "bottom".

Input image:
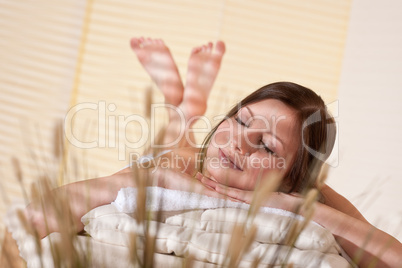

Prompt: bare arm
[
  {"left": 310, "top": 185, "right": 402, "bottom": 266},
  {"left": 27, "top": 166, "right": 224, "bottom": 239},
  {"left": 313, "top": 202, "right": 402, "bottom": 267},
  {"left": 27, "top": 171, "right": 137, "bottom": 238},
  {"left": 320, "top": 184, "right": 369, "bottom": 223}
]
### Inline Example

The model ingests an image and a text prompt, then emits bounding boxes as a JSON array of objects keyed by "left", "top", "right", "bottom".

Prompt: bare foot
[
  {"left": 181, "top": 41, "right": 226, "bottom": 119},
  {"left": 130, "top": 37, "right": 184, "bottom": 106}
]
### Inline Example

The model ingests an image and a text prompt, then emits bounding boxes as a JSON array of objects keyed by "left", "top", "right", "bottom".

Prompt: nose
[
  {"left": 231, "top": 130, "right": 259, "bottom": 155},
  {"left": 230, "top": 136, "right": 242, "bottom": 153}
]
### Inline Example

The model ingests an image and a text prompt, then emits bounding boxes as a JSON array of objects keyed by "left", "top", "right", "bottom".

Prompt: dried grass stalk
[
  {"left": 12, "top": 158, "right": 29, "bottom": 204},
  {"left": 316, "top": 163, "right": 329, "bottom": 190},
  {"left": 183, "top": 254, "right": 196, "bottom": 268},
  {"left": 284, "top": 189, "right": 318, "bottom": 247},
  {"left": 129, "top": 231, "right": 142, "bottom": 266},
  {"left": 132, "top": 165, "right": 147, "bottom": 224},
  {"left": 144, "top": 86, "right": 153, "bottom": 119},
  {"left": 53, "top": 120, "right": 64, "bottom": 160},
  {"left": 248, "top": 170, "right": 282, "bottom": 220},
  {"left": 225, "top": 223, "right": 258, "bottom": 267}
]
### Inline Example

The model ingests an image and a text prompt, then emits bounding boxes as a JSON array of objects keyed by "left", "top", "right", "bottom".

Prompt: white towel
[{"left": 111, "top": 186, "right": 304, "bottom": 220}]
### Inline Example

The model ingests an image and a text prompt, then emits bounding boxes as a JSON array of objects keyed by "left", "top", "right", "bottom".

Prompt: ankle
[{"left": 180, "top": 102, "right": 207, "bottom": 121}]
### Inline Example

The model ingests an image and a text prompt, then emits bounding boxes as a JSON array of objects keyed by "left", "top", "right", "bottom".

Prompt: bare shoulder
[
  {"left": 161, "top": 147, "right": 200, "bottom": 175},
  {"left": 114, "top": 166, "right": 132, "bottom": 175},
  {"left": 169, "top": 147, "right": 200, "bottom": 158},
  {"left": 320, "top": 184, "right": 369, "bottom": 223}
]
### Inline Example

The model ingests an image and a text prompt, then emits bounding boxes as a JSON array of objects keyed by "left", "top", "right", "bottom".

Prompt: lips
[{"left": 219, "top": 149, "right": 243, "bottom": 171}]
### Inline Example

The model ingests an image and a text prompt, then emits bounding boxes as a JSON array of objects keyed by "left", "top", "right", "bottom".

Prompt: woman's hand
[
  {"left": 25, "top": 202, "right": 55, "bottom": 239},
  {"left": 194, "top": 172, "right": 254, "bottom": 202},
  {"left": 195, "top": 172, "right": 303, "bottom": 212}
]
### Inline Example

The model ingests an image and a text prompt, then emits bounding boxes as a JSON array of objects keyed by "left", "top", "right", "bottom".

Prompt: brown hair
[{"left": 198, "top": 82, "right": 336, "bottom": 193}]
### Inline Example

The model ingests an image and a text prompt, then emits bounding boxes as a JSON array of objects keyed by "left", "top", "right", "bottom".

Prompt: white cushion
[{"left": 82, "top": 204, "right": 350, "bottom": 267}]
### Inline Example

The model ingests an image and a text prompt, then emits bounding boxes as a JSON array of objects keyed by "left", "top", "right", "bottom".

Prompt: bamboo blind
[{"left": 69, "top": 0, "right": 351, "bottom": 177}]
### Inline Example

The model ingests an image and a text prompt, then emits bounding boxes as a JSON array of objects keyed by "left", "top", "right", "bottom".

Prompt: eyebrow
[{"left": 245, "top": 106, "right": 286, "bottom": 150}]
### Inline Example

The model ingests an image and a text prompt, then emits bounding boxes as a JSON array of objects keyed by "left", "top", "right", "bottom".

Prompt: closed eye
[
  {"left": 261, "top": 140, "right": 276, "bottom": 156},
  {"left": 234, "top": 116, "right": 248, "bottom": 127}
]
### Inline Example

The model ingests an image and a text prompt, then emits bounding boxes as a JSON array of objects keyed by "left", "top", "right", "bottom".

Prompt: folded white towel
[{"left": 112, "top": 187, "right": 304, "bottom": 220}]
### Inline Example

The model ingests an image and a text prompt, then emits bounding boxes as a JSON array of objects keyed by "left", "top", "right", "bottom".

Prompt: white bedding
[{"left": 4, "top": 187, "right": 355, "bottom": 267}]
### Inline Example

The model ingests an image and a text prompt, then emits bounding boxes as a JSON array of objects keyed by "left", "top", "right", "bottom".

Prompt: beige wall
[
  {"left": 1, "top": 0, "right": 352, "bottom": 241},
  {"left": 327, "top": 0, "right": 402, "bottom": 241}
]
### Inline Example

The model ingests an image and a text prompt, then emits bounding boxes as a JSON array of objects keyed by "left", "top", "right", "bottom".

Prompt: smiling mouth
[{"left": 219, "top": 149, "right": 243, "bottom": 171}]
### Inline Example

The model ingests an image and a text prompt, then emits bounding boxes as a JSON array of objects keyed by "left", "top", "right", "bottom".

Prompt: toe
[
  {"left": 207, "top": 42, "right": 213, "bottom": 52},
  {"left": 192, "top": 46, "right": 202, "bottom": 54},
  {"left": 152, "top": 38, "right": 159, "bottom": 45},
  {"left": 130, "top": 38, "right": 141, "bottom": 50},
  {"left": 142, "top": 37, "right": 152, "bottom": 46},
  {"left": 215, "top": 41, "right": 226, "bottom": 55}
]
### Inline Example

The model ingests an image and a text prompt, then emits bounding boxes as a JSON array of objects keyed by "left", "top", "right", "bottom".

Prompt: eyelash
[
  {"left": 234, "top": 116, "right": 276, "bottom": 156},
  {"left": 234, "top": 116, "right": 248, "bottom": 127},
  {"left": 261, "top": 142, "right": 275, "bottom": 155}
]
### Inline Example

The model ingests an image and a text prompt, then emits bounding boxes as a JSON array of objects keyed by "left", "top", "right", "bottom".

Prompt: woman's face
[{"left": 205, "top": 99, "right": 300, "bottom": 191}]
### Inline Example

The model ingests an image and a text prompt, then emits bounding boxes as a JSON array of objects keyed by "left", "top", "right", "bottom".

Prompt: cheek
[
  {"left": 212, "top": 132, "right": 226, "bottom": 147},
  {"left": 204, "top": 146, "right": 220, "bottom": 176},
  {"left": 210, "top": 121, "right": 234, "bottom": 148},
  {"left": 243, "top": 155, "right": 288, "bottom": 189}
]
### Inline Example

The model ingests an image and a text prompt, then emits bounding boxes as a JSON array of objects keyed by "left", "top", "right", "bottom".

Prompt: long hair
[{"left": 198, "top": 82, "right": 336, "bottom": 193}]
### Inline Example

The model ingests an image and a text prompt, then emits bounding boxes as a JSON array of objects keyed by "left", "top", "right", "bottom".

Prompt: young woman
[{"left": 24, "top": 38, "right": 401, "bottom": 267}]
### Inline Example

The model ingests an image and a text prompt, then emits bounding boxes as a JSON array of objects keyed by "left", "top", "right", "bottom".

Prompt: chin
[
  {"left": 206, "top": 164, "right": 231, "bottom": 183},
  {"left": 206, "top": 165, "right": 247, "bottom": 189}
]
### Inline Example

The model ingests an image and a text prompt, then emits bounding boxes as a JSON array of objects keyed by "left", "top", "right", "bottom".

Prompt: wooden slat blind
[
  {"left": 0, "top": 0, "right": 85, "bottom": 236},
  {"left": 69, "top": 0, "right": 350, "bottom": 178},
  {"left": 0, "top": 0, "right": 351, "bottom": 240}
]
